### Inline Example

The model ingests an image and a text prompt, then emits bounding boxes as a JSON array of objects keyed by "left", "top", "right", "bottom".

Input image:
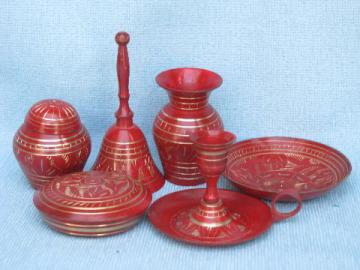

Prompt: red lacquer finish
[
  {"left": 224, "top": 137, "right": 352, "bottom": 201},
  {"left": 33, "top": 171, "right": 152, "bottom": 237},
  {"left": 153, "top": 68, "right": 224, "bottom": 186},
  {"left": 148, "top": 130, "right": 302, "bottom": 246},
  {"left": 92, "top": 32, "right": 164, "bottom": 193},
  {"left": 13, "top": 99, "right": 91, "bottom": 189}
]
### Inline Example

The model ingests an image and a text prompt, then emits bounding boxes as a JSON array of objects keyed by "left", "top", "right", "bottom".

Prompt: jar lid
[
  {"left": 33, "top": 171, "right": 152, "bottom": 237},
  {"left": 24, "top": 99, "right": 82, "bottom": 135}
]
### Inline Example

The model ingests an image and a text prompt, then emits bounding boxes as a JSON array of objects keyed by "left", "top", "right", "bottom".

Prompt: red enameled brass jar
[
  {"left": 13, "top": 99, "right": 91, "bottom": 189},
  {"left": 153, "top": 68, "right": 224, "bottom": 186},
  {"left": 33, "top": 171, "right": 152, "bottom": 237}
]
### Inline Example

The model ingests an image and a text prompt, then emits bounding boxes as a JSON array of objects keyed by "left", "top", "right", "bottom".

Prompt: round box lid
[
  {"left": 33, "top": 171, "right": 152, "bottom": 237},
  {"left": 24, "top": 99, "right": 82, "bottom": 135}
]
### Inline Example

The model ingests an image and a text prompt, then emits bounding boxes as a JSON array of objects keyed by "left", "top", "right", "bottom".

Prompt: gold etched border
[
  {"left": 156, "top": 115, "right": 220, "bottom": 129},
  {"left": 15, "top": 136, "right": 89, "bottom": 150},
  {"left": 104, "top": 137, "right": 144, "bottom": 145},
  {"left": 27, "top": 117, "right": 79, "bottom": 126},
  {"left": 18, "top": 127, "right": 86, "bottom": 142},
  {"left": 153, "top": 133, "right": 191, "bottom": 145},
  {"left": 161, "top": 110, "right": 216, "bottom": 122},
  {"left": 153, "top": 122, "right": 189, "bottom": 137}
]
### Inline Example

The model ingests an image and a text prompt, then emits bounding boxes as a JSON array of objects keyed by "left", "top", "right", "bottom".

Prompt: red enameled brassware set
[{"left": 13, "top": 32, "right": 352, "bottom": 246}]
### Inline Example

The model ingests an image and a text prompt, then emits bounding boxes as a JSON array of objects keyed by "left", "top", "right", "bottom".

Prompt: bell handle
[{"left": 115, "top": 31, "right": 133, "bottom": 126}]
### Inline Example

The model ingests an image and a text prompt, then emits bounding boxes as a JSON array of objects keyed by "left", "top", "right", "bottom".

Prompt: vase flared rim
[{"left": 156, "top": 68, "right": 223, "bottom": 93}]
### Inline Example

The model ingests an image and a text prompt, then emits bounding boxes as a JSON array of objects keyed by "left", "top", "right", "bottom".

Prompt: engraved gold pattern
[
  {"left": 38, "top": 172, "right": 148, "bottom": 213},
  {"left": 30, "top": 101, "right": 78, "bottom": 122}
]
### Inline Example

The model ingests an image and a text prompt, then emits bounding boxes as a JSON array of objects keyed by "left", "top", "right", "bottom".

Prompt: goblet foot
[
  {"left": 148, "top": 189, "right": 274, "bottom": 246},
  {"left": 173, "top": 199, "right": 249, "bottom": 239}
]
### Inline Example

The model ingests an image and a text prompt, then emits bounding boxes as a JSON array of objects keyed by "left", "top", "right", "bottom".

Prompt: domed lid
[
  {"left": 23, "top": 99, "right": 82, "bottom": 135},
  {"left": 33, "top": 171, "right": 152, "bottom": 224}
]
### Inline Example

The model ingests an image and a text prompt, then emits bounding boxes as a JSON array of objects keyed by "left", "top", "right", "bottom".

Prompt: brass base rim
[{"left": 43, "top": 216, "right": 141, "bottom": 237}]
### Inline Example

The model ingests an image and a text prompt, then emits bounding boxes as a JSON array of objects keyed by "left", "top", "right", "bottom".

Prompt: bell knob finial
[{"left": 115, "top": 32, "right": 130, "bottom": 45}]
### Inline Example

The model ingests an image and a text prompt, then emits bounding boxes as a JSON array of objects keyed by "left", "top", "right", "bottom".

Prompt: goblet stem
[{"left": 203, "top": 176, "right": 220, "bottom": 204}]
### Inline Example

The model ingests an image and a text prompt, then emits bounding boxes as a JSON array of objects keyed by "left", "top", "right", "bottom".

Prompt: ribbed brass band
[{"left": 44, "top": 217, "right": 140, "bottom": 234}]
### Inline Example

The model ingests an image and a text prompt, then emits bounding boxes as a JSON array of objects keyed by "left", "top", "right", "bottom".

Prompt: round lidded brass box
[{"left": 33, "top": 171, "right": 152, "bottom": 237}]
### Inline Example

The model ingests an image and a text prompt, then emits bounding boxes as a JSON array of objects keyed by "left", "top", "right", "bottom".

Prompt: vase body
[
  {"left": 153, "top": 68, "right": 224, "bottom": 186},
  {"left": 13, "top": 99, "right": 91, "bottom": 189}
]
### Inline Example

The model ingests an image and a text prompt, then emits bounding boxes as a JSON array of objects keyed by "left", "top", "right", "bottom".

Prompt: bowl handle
[{"left": 271, "top": 189, "right": 302, "bottom": 222}]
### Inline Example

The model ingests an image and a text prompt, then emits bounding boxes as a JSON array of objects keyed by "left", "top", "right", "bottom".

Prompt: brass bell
[{"left": 92, "top": 32, "right": 164, "bottom": 192}]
